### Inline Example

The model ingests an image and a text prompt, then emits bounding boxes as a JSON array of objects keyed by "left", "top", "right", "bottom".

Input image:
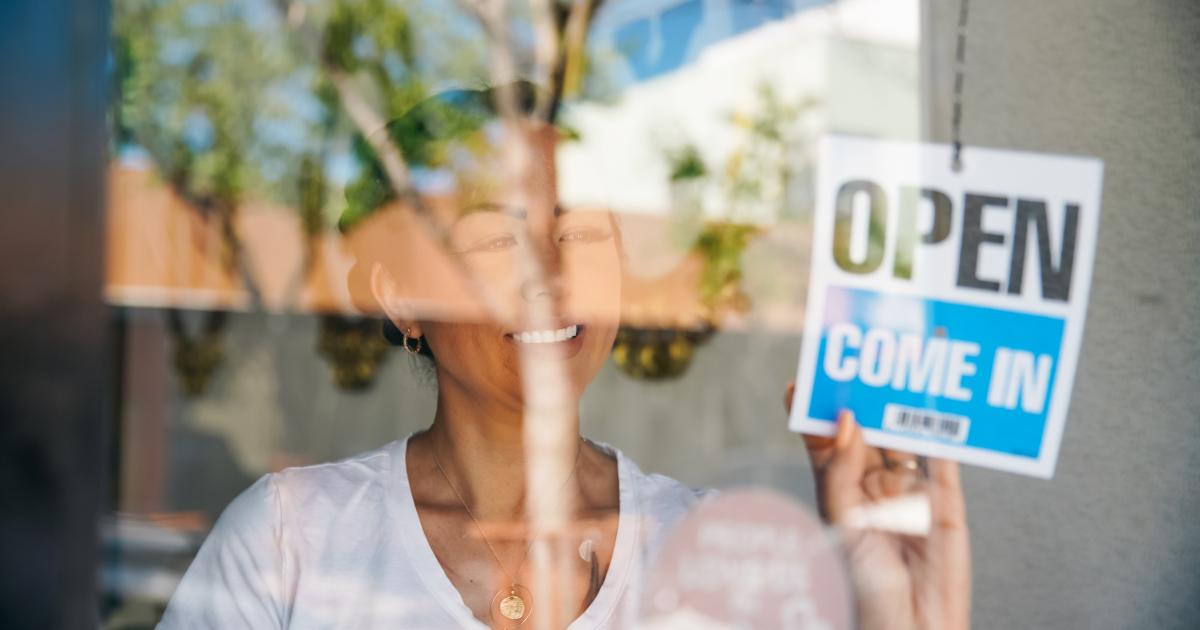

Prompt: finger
[
  {"left": 860, "top": 442, "right": 887, "bottom": 474},
  {"left": 860, "top": 466, "right": 887, "bottom": 503},
  {"left": 802, "top": 432, "right": 838, "bottom": 470},
  {"left": 819, "top": 410, "right": 870, "bottom": 524},
  {"left": 878, "top": 449, "right": 924, "bottom": 498},
  {"left": 879, "top": 469, "right": 923, "bottom": 499},
  {"left": 798, "top": 394, "right": 838, "bottom": 472},
  {"left": 805, "top": 410, "right": 886, "bottom": 473},
  {"left": 927, "top": 458, "right": 971, "bottom": 630},
  {"left": 793, "top": 387, "right": 838, "bottom": 472},
  {"left": 929, "top": 458, "right": 967, "bottom": 530},
  {"left": 881, "top": 448, "right": 921, "bottom": 471}
]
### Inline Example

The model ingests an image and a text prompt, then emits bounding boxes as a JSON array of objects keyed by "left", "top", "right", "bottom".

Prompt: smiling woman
[
  {"left": 373, "top": 210, "right": 622, "bottom": 364},
  {"left": 156, "top": 84, "right": 970, "bottom": 630}
]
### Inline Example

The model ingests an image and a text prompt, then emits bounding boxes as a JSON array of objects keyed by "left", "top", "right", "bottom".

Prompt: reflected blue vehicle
[{"left": 600, "top": 0, "right": 833, "bottom": 82}]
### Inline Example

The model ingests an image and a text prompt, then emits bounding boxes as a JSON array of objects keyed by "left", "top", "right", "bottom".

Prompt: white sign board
[{"left": 789, "top": 136, "right": 1103, "bottom": 478}]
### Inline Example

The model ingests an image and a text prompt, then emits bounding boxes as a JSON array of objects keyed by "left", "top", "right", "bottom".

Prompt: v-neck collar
[{"left": 389, "top": 435, "right": 638, "bottom": 630}]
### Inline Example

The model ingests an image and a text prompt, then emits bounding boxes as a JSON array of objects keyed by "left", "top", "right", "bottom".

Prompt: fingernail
[{"left": 835, "top": 410, "right": 854, "bottom": 449}]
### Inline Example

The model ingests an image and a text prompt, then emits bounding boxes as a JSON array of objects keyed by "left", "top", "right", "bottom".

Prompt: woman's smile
[
  {"left": 504, "top": 323, "right": 587, "bottom": 359},
  {"left": 506, "top": 323, "right": 581, "bottom": 345}
]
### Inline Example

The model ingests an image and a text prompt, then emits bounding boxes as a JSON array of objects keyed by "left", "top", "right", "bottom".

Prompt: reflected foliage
[
  {"left": 111, "top": 0, "right": 490, "bottom": 392},
  {"left": 317, "top": 316, "right": 392, "bottom": 389},
  {"left": 611, "top": 327, "right": 715, "bottom": 381},
  {"left": 695, "top": 222, "right": 760, "bottom": 318},
  {"left": 167, "top": 311, "right": 228, "bottom": 397}
]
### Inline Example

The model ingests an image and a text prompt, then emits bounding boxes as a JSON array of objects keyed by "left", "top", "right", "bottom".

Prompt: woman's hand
[{"left": 785, "top": 383, "right": 971, "bottom": 630}]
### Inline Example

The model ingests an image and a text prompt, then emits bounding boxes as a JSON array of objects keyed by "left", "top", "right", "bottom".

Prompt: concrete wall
[{"left": 921, "top": 1, "right": 1200, "bottom": 627}]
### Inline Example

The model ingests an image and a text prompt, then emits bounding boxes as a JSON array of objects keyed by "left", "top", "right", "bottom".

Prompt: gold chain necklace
[{"left": 430, "top": 436, "right": 583, "bottom": 627}]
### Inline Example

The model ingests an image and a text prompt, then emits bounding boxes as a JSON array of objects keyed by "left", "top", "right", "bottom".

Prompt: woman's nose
[{"left": 519, "top": 277, "right": 567, "bottom": 303}]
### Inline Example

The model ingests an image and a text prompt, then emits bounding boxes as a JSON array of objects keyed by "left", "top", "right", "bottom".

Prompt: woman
[{"left": 158, "top": 88, "right": 970, "bottom": 630}]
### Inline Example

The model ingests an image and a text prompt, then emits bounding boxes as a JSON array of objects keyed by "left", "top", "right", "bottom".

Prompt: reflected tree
[{"left": 110, "top": 0, "right": 610, "bottom": 391}]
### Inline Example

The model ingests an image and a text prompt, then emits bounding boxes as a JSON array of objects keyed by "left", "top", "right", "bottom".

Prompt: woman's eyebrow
[
  {"left": 462, "top": 203, "right": 568, "bottom": 218},
  {"left": 462, "top": 201, "right": 516, "bottom": 215}
]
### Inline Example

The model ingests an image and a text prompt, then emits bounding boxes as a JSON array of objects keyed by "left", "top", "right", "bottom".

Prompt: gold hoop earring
[{"left": 401, "top": 329, "right": 423, "bottom": 355}]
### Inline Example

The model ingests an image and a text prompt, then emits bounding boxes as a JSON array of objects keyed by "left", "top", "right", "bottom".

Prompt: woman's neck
[{"left": 423, "top": 379, "right": 582, "bottom": 522}]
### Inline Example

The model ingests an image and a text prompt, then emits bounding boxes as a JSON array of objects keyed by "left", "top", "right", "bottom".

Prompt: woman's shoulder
[
  {"left": 193, "top": 440, "right": 407, "bottom": 569},
  {"left": 210, "top": 440, "right": 403, "bottom": 538},
  {"left": 159, "top": 441, "right": 409, "bottom": 627},
  {"left": 265, "top": 440, "right": 402, "bottom": 515},
  {"left": 273, "top": 441, "right": 398, "bottom": 486}
]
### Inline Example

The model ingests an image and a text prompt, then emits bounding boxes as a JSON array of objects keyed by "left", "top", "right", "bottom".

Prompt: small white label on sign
[{"left": 882, "top": 404, "right": 971, "bottom": 444}]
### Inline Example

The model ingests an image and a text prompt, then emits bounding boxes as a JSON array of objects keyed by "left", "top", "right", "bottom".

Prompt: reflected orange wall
[
  {"left": 106, "top": 165, "right": 374, "bottom": 315},
  {"left": 106, "top": 166, "right": 246, "bottom": 310},
  {"left": 105, "top": 165, "right": 806, "bottom": 331}
]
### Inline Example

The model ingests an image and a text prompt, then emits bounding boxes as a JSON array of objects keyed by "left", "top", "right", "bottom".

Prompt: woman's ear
[{"left": 369, "top": 263, "right": 423, "bottom": 338}]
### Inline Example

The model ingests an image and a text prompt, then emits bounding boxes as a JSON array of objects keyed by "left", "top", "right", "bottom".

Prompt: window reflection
[{"left": 102, "top": 1, "right": 929, "bottom": 628}]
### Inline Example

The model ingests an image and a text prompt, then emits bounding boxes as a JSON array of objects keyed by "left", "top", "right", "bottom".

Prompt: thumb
[
  {"left": 818, "top": 410, "right": 869, "bottom": 524},
  {"left": 782, "top": 381, "right": 796, "bottom": 413}
]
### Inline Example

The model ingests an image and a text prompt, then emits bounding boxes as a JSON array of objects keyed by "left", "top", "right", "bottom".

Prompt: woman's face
[
  {"left": 384, "top": 122, "right": 623, "bottom": 407},
  {"left": 420, "top": 206, "right": 622, "bottom": 404}
]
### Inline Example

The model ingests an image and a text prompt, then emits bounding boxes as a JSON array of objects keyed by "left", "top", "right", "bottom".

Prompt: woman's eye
[
  {"left": 557, "top": 228, "right": 610, "bottom": 244},
  {"left": 466, "top": 235, "right": 517, "bottom": 252}
]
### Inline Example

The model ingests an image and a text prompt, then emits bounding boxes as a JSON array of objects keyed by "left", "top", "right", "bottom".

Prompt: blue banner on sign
[{"left": 808, "top": 287, "right": 1065, "bottom": 459}]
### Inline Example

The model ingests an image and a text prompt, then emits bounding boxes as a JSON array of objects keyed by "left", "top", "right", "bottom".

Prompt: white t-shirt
[{"left": 157, "top": 436, "right": 705, "bottom": 629}]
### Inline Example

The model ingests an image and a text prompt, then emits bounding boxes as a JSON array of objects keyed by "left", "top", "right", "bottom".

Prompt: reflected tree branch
[
  {"left": 542, "top": 0, "right": 605, "bottom": 123},
  {"left": 528, "top": 0, "right": 563, "bottom": 120},
  {"left": 326, "top": 69, "right": 413, "bottom": 195},
  {"left": 265, "top": 0, "right": 515, "bottom": 320}
]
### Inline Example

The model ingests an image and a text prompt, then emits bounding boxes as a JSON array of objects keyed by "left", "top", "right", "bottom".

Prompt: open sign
[
  {"left": 789, "top": 136, "right": 1103, "bottom": 478},
  {"left": 831, "top": 181, "right": 1080, "bottom": 303}
]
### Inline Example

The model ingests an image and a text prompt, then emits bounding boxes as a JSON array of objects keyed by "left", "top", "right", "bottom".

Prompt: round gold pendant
[
  {"left": 491, "top": 584, "right": 531, "bottom": 625},
  {"left": 499, "top": 594, "right": 525, "bottom": 620}
]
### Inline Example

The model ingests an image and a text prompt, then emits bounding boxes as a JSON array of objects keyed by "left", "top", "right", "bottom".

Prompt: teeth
[{"left": 514, "top": 325, "right": 579, "bottom": 344}]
